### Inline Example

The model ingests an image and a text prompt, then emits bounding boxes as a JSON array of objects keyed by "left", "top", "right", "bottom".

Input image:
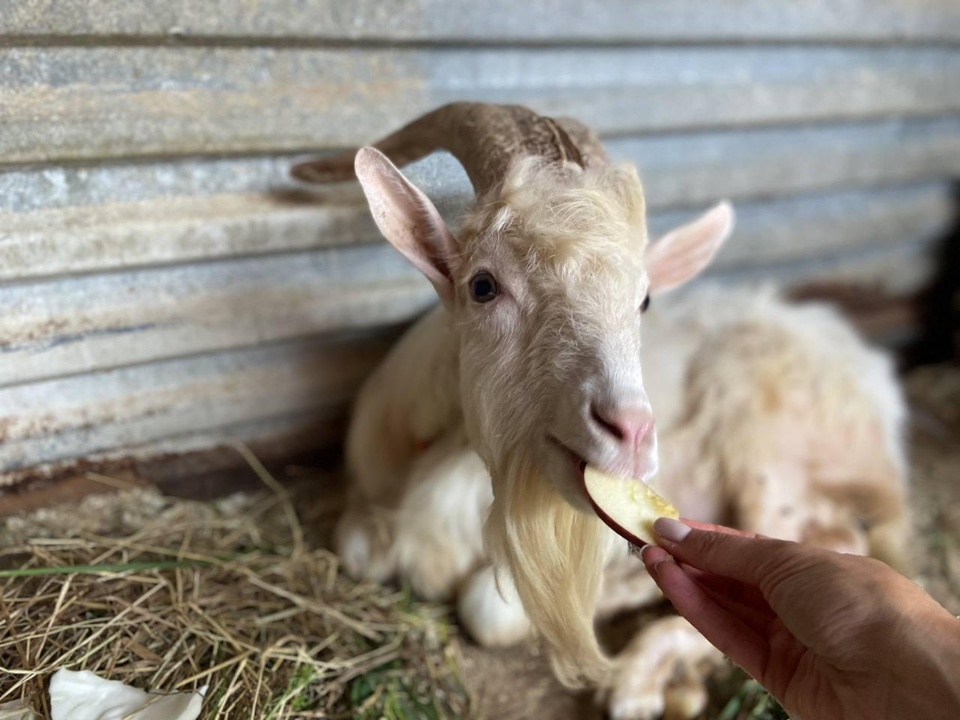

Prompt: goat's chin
[
  {"left": 548, "top": 433, "right": 662, "bottom": 493},
  {"left": 484, "top": 447, "right": 612, "bottom": 688},
  {"left": 539, "top": 441, "right": 593, "bottom": 513}
]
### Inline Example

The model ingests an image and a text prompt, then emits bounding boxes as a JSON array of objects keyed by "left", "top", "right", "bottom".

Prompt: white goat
[{"left": 292, "top": 103, "right": 909, "bottom": 719}]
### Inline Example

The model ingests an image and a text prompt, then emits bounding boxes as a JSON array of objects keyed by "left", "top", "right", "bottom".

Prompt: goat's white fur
[{"left": 337, "top": 149, "right": 908, "bottom": 716}]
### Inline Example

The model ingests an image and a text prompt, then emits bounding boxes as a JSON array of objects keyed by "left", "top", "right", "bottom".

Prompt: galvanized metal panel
[
  {"left": 0, "top": 332, "right": 392, "bottom": 475},
  {"left": 0, "top": 237, "right": 933, "bottom": 476},
  {"left": 652, "top": 183, "right": 954, "bottom": 270},
  {"left": 0, "top": 244, "right": 432, "bottom": 386},
  {"left": 720, "top": 240, "right": 937, "bottom": 295},
  {"left": 2, "top": 1, "right": 958, "bottom": 486},
  {"left": 0, "top": 193, "right": 381, "bottom": 282},
  {"left": 3, "top": 46, "right": 960, "bottom": 164},
  {"left": 3, "top": 118, "right": 960, "bottom": 282},
  {"left": 0, "top": 411, "right": 341, "bottom": 491},
  {"left": 622, "top": 117, "right": 960, "bottom": 209},
  {"left": 0, "top": 182, "right": 948, "bottom": 387},
  {"left": 5, "top": 116, "right": 959, "bottom": 214},
  {"left": 5, "top": 0, "right": 960, "bottom": 42}
]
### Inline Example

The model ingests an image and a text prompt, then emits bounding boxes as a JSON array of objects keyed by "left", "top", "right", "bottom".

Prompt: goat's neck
[{"left": 390, "top": 305, "right": 463, "bottom": 447}]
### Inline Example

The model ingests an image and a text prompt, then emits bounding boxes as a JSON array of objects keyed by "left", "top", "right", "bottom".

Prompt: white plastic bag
[{"left": 49, "top": 670, "right": 205, "bottom": 720}]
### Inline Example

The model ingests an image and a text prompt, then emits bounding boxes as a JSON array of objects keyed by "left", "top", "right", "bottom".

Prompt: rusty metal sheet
[
  {"left": 0, "top": 411, "right": 344, "bottom": 499},
  {"left": 0, "top": 157, "right": 469, "bottom": 281},
  {"left": 5, "top": 117, "right": 960, "bottom": 216},
  {"left": 0, "top": 332, "right": 393, "bottom": 476},
  {"left": 0, "top": 244, "right": 432, "bottom": 386},
  {"left": 0, "top": 182, "right": 949, "bottom": 388},
  {"left": 0, "top": 237, "right": 934, "bottom": 478},
  {"left": 622, "top": 117, "right": 960, "bottom": 210},
  {"left": 2, "top": 0, "right": 958, "bottom": 485},
  {"left": 719, "top": 240, "right": 937, "bottom": 296},
  {"left": 651, "top": 182, "right": 953, "bottom": 272},
  {"left": 2, "top": 46, "right": 960, "bottom": 164},
  {"left": 3, "top": 118, "right": 960, "bottom": 282},
  {"left": 0, "top": 194, "right": 381, "bottom": 282},
  {"left": 4, "top": 0, "right": 960, "bottom": 42}
]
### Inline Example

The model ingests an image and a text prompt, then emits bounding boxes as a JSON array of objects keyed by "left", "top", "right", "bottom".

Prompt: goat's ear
[
  {"left": 646, "top": 201, "right": 735, "bottom": 294},
  {"left": 354, "top": 147, "right": 457, "bottom": 305}
]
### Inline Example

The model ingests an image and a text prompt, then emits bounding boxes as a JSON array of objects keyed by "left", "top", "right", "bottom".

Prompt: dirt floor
[
  {"left": 1, "top": 364, "right": 957, "bottom": 719},
  {"left": 902, "top": 365, "right": 960, "bottom": 617},
  {"left": 457, "top": 363, "right": 960, "bottom": 719}
]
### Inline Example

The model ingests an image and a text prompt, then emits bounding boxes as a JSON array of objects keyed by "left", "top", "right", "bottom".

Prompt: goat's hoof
[
  {"left": 457, "top": 566, "right": 531, "bottom": 647},
  {"left": 396, "top": 540, "right": 469, "bottom": 602},
  {"left": 663, "top": 679, "right": 709, "bottom": 720},
  {"left": 608, "top": 678, "right": 708, "bottom": 720},
  {"left": 607, "top": 690, "right": 665, "bottom": 720},
  {"left": 334, "top": 512, "right": 396, "bottom": 584},
  {"left": 605, "top": 616, "right": 718, "bottom": 720}
]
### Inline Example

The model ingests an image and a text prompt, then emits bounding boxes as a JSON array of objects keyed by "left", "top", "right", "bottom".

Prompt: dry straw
[{"left": 0, "top": 446, "right": 472, "bottom": 719}]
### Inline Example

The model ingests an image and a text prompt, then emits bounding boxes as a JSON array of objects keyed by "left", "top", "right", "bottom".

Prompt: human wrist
[
  {"left": 889, "top": 606, "right": 960, "bottom": 719},
  {"left": 926, "top": 612, "right": 960, "bottom": 707}
]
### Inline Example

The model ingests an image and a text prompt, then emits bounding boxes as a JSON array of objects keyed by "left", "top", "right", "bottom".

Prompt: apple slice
[{"left": 583, "top": 464, "right": 679, "bottom": 547}]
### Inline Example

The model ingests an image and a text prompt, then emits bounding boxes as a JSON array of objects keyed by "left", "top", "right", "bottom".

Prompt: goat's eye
[
  {"left": 469, "top": 271, "right": 499, "bottom": 303},
  {"left": 640, "top": 295, "right": 651, "bottom": 313}
]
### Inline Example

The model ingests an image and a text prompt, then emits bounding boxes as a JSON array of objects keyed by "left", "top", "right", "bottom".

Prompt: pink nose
[{"left": 590, "top": 404, "right": 654, "bottom": 452}]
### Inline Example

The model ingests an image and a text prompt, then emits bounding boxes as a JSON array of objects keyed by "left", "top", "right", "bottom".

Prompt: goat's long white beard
[{"left": 483, "top": 449, "right": 612, "bottom": 687}]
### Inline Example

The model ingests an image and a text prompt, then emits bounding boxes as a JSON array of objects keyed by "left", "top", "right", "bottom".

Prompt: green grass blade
[{"left": 0, "top": 560, "right": 210, "bottom": 578}]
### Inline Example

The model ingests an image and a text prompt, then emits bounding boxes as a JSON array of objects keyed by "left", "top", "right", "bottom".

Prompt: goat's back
[{"left": 644, "top": 286, "right": 909, "bottom": 569}]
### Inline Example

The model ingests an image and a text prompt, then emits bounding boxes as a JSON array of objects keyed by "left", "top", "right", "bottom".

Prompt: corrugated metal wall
[{"left": 2, "top": 1, "right": 960, "bottom": 491}]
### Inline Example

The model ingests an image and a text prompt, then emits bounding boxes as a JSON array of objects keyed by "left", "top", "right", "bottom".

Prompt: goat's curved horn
[
  {"left": 290, "top": 102, "right": 607, "bottom": 196},
  {"left": 550, "top": 116, "right": 609, "bottom": 170}
]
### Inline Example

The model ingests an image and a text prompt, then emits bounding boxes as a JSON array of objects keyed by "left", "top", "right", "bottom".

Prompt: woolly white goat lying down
[{"left": 292, "top": 103, "right": 908, "bottom": 719}]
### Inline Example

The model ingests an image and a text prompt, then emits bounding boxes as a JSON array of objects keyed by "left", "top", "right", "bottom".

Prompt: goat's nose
[{"left": 590, "top": 404, "right": 654, "bottom": 452}]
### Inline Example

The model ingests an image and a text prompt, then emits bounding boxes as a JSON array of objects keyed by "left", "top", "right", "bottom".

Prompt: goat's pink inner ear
[
  {"left": 354, "top": 147, "right": 458, "bottom": 305},
  {"left": 646, "top": 201, "right": 735, "bottom": 295}
]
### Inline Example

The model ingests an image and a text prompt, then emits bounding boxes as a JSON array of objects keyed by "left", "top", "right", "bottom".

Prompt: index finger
[
  {"left": 681, "top": 519, "right": 762, "bottom": 539},
  {"left": 647, "top": 556, "right": 769, "bottom": 680},
  {"left": 654, "top": 517, "right": 822, "bottom": 591}
]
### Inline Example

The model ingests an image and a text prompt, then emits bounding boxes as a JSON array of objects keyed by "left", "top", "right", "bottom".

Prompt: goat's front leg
[
  {"left": 392, "top": 437, "right": 493, "bottom": 601},
  {"left": 606, "top": 615, "right": 724, "bottom": 720},
  {"left": 457, "top": 565, "right": 532, "bottom": 647},
  {"left": 336, "top": 428, "right": 486, "bottom": 593},
  {"left": 597, "top": 544, "right": 723, "bottom": 720},
  {"left": 334, "top": 498, "right": 398, "bottom": 585}
]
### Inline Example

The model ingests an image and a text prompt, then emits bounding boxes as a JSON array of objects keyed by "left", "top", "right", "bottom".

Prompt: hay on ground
[
  {"left": 0, "top": 451, "right": 472, "bottom": 719},
  {"left": 2, "top": 363, "right": 958, "bottom": 720}
]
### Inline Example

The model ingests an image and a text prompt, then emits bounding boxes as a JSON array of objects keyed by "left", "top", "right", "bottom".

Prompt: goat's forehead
[
  {"left": 485, "top": 224, "right": 646, "bottom": 289},
  {"left": 458, "top": 163, "right": 651, "bottom": 309},
  {"left": 533, "top": 240, "right": 644, "bottom": 297},
  {"left": 465, "top": 209, "right": 646, "bottom": 268}
]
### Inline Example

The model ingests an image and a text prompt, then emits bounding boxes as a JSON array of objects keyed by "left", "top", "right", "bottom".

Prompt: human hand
[{"left": 640, "top": 518, "right": 960, "bottom": 720}]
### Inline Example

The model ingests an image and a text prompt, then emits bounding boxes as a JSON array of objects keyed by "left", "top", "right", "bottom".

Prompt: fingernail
[
  {"left": 654, "top": 517, "right": 691, "bottom": 543},
  {"left": 637, "top": 544, "right": 654, "bottom": 562},
  {"left": 651, "top": 555, "right": 675, "bottom": 572}
]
